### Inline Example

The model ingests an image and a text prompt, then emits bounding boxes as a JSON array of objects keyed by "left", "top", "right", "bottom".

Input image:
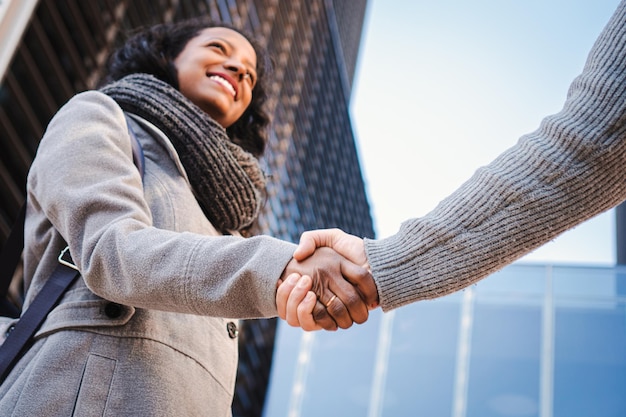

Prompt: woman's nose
[{"left": 224, "top": 60, "right": 246, "bottom": 80}]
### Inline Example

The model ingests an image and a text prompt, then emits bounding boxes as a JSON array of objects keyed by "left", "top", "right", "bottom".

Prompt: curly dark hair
[{"left": 99, "top": 18, "right": 272, "bottom": 157}]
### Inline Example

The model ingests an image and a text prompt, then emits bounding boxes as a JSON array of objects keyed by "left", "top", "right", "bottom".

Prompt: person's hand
[
  {"left": 293, "top": 228, "right": 369, "bottom": 270},
  {"left": 294, "top": 228, "right": 378, "bottom": 310},
  {"left": 278, "top": 247, "right": 376, "bottom": 331},
  {"left": 276, "top": 273, "right": 320, "bottom": 330}
]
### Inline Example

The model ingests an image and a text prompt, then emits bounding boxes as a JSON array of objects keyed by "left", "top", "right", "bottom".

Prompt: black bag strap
[
  {"left": 0, "top": 255, "right": 80, "bottom": 382},
  {"left": 0, "top": 115, "right": 144, "bottom": 384}
]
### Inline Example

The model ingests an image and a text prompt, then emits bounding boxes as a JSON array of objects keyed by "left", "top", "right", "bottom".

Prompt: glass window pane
[
  {"left": 466, "top": 301, "right": 542, "bottom": 417},
  {"left": 381, "top": 299, "right": 461, "bottom": 417},
  {"left": 264, "top": 311, "right": 383, "bottom": 417},
  {"left": 553, "top": 301, "right": 626, "bottom": 417}
]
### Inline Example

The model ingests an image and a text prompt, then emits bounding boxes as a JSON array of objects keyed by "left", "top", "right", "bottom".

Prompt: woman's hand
[{"left": 276, "top": 273, "right": 320, "bottom": 330}]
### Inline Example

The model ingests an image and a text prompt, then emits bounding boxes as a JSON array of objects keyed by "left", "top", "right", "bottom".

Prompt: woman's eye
[
  {"left": 208, "top": 42, "right": 226, "bottom": 52},
  {"left": 245, "top": 72, "right": 256, "bottom": 86}
]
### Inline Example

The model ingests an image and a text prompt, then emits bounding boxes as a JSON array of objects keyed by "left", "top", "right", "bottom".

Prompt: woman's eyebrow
[{"left": 207, "top": 36, "right": 257, "bottom": 69}]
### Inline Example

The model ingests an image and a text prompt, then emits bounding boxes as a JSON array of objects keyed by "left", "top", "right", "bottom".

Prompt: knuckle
[
  {"left": 342, "top": 292, "right": 361, "bottom": 308},
  {"left": 311, "top": 279, "right": 323, "bottom": 295},
  {"left": 296, "top": 302, "right": 310, "bottom": 317},
  {"left": 312, "top": 305, "right": 328, "bottom": 322},
  {"left": 327, "top": 302, "right": 343, "bottom": 317}
]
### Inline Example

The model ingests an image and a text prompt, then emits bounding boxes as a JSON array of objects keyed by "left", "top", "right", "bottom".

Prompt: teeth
[{"left": 209, "top": 75, "right": 236, "bottom": 97}]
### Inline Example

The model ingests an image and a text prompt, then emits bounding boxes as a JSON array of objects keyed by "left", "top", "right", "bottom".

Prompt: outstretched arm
[{"left": 292, "top": 1, "right": 626, "bottom": 314}]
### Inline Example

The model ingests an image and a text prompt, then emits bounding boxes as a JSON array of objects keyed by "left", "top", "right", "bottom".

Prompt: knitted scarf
[{"left": 101, "top": 73, "right": 265, "bottom": 232}]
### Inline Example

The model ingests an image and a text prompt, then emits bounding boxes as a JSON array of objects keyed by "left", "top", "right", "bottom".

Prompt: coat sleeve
[
  {"left": 27, "top": 91, "right": 296, "bottom": 318},
  {"left": 365, "top": 0, "right": 626, "bottom": 311}
]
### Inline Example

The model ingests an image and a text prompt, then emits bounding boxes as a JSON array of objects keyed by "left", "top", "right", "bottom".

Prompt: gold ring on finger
[{"left": 325, "top": 294, "right": 337, "bottom": 308}]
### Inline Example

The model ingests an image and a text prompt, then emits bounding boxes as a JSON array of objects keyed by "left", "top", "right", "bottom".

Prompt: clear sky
[{"left": 350, "top": 0, "right": 622, "bottom": 265}]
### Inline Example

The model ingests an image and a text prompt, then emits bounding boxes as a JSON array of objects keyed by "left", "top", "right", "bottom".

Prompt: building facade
[
  {"left": 0, "top": 0, "right": 373, "bottom": 415},
  {"left": 265, "top": 263, "right": 626, "bottom": 417}
]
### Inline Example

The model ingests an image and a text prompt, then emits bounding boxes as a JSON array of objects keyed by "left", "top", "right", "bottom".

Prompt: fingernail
[{"left": 288, "top": 274, "right": 300, "bottom": 284}]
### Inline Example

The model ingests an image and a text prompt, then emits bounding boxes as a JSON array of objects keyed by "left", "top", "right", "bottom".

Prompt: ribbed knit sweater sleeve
[{"left": 365, "top": 1, "right": 626, "bottom": 312}]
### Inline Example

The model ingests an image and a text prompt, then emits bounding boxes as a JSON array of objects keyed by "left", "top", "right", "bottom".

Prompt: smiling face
[{"left": 174, "top": 27, "right": 258, "bottom": 128}]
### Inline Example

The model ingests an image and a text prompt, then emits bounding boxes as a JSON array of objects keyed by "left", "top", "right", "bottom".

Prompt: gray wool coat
[{"left": 0, "top": 91, "right": 296, "bottom": 416}]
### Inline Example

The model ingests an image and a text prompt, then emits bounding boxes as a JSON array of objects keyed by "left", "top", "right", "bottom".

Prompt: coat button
[
  {"left": 226, "top": 322, "right": 238, "bottom": 339},
  {"left": 5, "top": 324, "right": 15, "bottom": 337},
  {"left": 104, "top": 302, "right": 123, "bottom": 319}
]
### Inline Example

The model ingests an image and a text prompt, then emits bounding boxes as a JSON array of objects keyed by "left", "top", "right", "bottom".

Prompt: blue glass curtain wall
[{"left": 265, "top": 264, "right": 626, "bottom": 417}]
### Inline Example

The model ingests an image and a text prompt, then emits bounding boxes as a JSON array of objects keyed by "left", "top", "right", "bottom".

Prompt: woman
[
  {"left": 279, "top": 0, "right": 626, "bottom": 328},
  {"left": 0, "top": 18, "right": 376, "bottom": 415}
]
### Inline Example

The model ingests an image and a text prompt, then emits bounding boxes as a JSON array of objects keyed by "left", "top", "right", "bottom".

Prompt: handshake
[{"left": 276, "top": 228, "right": 379, "bottom": 332}]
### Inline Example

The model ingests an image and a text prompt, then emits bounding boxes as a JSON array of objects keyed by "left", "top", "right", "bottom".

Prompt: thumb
[
  {"left": 292, "top": 233, "right": 317, "bottom": 261},
  {"left": 293, "top": 229, "right": 339, "bottom": 261}
]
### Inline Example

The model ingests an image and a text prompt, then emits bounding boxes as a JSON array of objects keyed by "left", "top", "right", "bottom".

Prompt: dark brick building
[{"left": 0, "top": 1, "right": 373, "bottom": 415}]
